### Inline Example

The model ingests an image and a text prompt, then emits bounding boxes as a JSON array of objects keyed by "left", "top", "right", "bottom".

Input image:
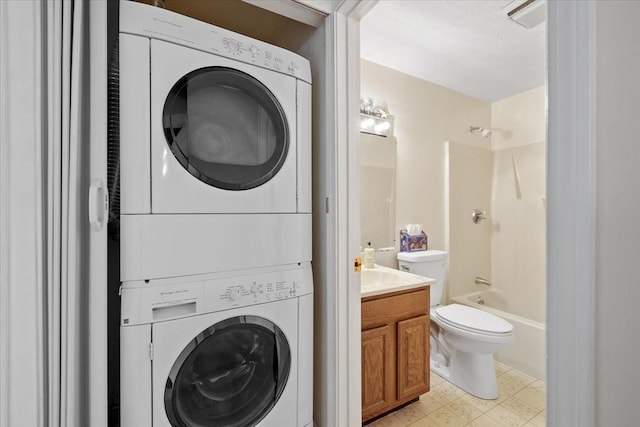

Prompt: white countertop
[{"left": 360, "top": 264, "right": 434, "bottom": 299}]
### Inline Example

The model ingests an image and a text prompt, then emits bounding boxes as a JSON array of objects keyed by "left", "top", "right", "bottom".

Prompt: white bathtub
[{"left": 451, "top": 289, "right": 546, "bottom": 381}]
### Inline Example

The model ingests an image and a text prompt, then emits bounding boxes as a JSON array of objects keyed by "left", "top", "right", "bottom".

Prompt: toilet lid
[{"left": 434, "top": 304, "right": 513, "bottom": 334}]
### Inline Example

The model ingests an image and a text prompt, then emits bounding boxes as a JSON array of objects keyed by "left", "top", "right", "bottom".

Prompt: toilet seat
[{"left": 433, "top": 304, "right": 513, "bottom": 336}]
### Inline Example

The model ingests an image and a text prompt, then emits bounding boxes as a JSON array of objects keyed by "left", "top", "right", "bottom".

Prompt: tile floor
[{"left": 367, "top": 362, "right": 545, "bottom": 427}]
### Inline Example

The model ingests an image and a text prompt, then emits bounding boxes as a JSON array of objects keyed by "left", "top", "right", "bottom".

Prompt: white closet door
[
  {"left": 87, "top": 1, "right": 109, "bottom": 426},
  {"left": 0, "top": 2, "right": 47, "bottom": 426}
]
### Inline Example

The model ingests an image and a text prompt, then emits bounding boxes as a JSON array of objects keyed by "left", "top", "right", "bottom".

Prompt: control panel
[
  {"left": 120, "top": 264, "right": 313, "bottom": 326},
  {"left": 218, "top": 35, "right": 297, "bottom": 76},
  {"left": 120, "top": 1, "right": 311, "bottom": 83},
  {"left": 208, "top": 269, "right": 309, "bottom": 311},
  {"left": 219, "top": 278, "right": 297, "bottom": 303}
]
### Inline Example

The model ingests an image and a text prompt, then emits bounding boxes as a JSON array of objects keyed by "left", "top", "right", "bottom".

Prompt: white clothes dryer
[
  {"left": 119, "top": 1, "right": 311, "bottom": 215},
  {"left": 120, "top": 263, "right": 313, "bottom": 427},
  {"left": 117, "top": 1, "right": 313, "bottom": 282}
]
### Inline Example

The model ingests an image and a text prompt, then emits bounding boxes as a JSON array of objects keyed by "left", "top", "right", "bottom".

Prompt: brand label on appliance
[{"left": 151, "top": 282, "right": 202, "bottom": 308}]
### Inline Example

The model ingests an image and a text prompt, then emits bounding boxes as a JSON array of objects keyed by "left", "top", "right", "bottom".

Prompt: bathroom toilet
[{"left": 397, "top": 250, "right": 514, "bottom": 399}]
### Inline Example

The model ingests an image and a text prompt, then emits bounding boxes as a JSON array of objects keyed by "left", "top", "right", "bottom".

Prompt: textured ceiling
[{"left": 360, "top": 0, "right": 546, "bottom": 102}]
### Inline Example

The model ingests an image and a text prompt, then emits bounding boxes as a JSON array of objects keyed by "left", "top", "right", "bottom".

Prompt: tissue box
[{"left": 399, "top": 230, "right": 428, "bottom": 252}]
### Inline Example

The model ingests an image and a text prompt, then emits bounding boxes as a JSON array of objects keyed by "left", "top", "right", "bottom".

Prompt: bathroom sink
[{"left": 361, "top": 264, "right": 434, "bottom": 298}]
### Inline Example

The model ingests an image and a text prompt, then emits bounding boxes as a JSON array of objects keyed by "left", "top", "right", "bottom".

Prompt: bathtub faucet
[{"left": 475, "top": 276, "right": 491, "bottom": 287}]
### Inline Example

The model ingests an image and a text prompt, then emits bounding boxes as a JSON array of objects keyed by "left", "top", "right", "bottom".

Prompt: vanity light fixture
[
  {"left": 360, "top": 97, "right": 394, "bottom": 137},
  {"left": 360, "top": 113, "right": 394, "bottom": 137}
]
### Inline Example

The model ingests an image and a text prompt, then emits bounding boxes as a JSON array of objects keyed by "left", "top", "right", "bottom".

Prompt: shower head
[{"left": 470, "top": 126, "right": 492, "bottom": 138}]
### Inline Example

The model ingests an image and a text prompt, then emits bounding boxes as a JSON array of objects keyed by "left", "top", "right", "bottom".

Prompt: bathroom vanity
[{"left": 360, "top": 265, "right": 433, "bottom": 422}]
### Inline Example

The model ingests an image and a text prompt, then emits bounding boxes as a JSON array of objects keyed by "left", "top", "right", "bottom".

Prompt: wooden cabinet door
[
  {"left": 397, "top": 315, "right": 429, "bottom": 401},
  {"left": 361, "top": 324, "right": 395, "bottom": 419}
]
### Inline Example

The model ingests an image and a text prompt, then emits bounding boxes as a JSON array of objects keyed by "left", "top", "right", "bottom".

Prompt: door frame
[
  {"left": 0, "top": 1, "right": 598, "bottom": 425},
  {"left": 339, "top": 1, "right": 597, "bottom": 426},
  {"left": 545, "top": 2, "right": 596, "bottom": 426},
  {"left": 88, "top": 1, "right": 109, "bottom": 425}
]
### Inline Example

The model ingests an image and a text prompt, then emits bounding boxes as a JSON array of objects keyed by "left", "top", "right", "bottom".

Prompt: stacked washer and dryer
[{"left": 118, "top": 2, "right": 313, "bottom": 426}]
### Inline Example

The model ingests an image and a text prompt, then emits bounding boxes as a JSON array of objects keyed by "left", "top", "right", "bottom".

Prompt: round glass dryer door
[
  {"left": 164, "top": 316, "right": 291, "bottom": 427},
  {"left": 162, "top": 67, "right": 289, "bottom": 191}
]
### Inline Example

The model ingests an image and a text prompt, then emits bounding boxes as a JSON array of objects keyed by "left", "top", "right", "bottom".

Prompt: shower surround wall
[
  {"left": 490, "top": 87, "right": 546, "bottom": 325},
  {"left": 447, "top": 87, "right": 546, "bottom": 315},
  {"left": 446, "top": 142, "right": 493, "bottom": 302},
  {"left": 447, "top": 87, "right": 546, "bottom": 378}
]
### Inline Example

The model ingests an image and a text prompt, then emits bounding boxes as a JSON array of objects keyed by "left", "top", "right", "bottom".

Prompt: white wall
[
  {"left": 595, "top": 2, "right": 640, "bottom": 424},
  {"left": 298, "top": 19, "right": 336, "bottom": 427}
]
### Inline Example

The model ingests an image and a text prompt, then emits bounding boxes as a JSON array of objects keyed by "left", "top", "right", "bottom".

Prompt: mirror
[{"left": 360, "top": 133, "right": 396, "bottom": 251}]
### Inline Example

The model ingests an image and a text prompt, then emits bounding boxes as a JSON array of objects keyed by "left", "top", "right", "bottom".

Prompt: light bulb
[
  {"left": 374, "top": 121, "right": 390, "bottom": 133},
  {"left": 361, "top": 118, "right": 375, "bottom": 129}
]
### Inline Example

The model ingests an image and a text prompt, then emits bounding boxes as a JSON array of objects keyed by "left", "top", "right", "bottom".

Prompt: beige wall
[
  {"left": 360, "top": 60, "right": 492, "bottom": 275},
  {"left": 595, "top": 2, "right": 640, "bottom": 424},
  {"left": 491, "top": 86, "right": 546, "bottom": 151},
  {"left": 360, "top": 61, "right": 546, "bottom": 319},
  {"left": 490, "top": 87, "right": 546, "bottom": 323}
]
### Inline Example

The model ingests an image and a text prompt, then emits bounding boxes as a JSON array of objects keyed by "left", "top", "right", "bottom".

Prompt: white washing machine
[
  {"left": 119, "top": 1, "right": 311, "bottom": 215},
  {"left": 120, "top": 263, "right": 313, "bottom": 427},
  {"left": 118, "top": 1, "right": 312, "bottom": 282}
]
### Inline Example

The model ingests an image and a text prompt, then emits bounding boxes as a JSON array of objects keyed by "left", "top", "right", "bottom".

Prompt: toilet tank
[{"left": 397, "top": 250, "right": 448, "bottom": 306}]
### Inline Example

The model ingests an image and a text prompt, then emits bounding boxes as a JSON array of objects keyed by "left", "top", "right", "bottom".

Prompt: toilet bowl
[
  {"left": 430, "top": 303, "right": 513, "bottom": 399},
  {"left": 397, "top": 250, "right": 514, "bottom": 399}
]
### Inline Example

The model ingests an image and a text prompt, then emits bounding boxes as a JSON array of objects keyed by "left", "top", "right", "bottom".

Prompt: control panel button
[
  {"left": 229, "top": 288, "right": 240, "bottom": 301},
  {"left": 223, "top": 38, "right": 243, "bottom": 55}
]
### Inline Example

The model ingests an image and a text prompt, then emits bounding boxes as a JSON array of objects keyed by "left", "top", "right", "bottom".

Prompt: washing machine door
[
  {"left": 164, "top": 315, "right": 291, "bottom": 427},
  {"left": 162, "top": 66, "right": 289, "bottom": 191}
]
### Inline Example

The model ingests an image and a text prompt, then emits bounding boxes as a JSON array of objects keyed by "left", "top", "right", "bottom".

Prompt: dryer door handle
[{"left": 89, "top": 179, "right": 108, "bottom": 231}]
